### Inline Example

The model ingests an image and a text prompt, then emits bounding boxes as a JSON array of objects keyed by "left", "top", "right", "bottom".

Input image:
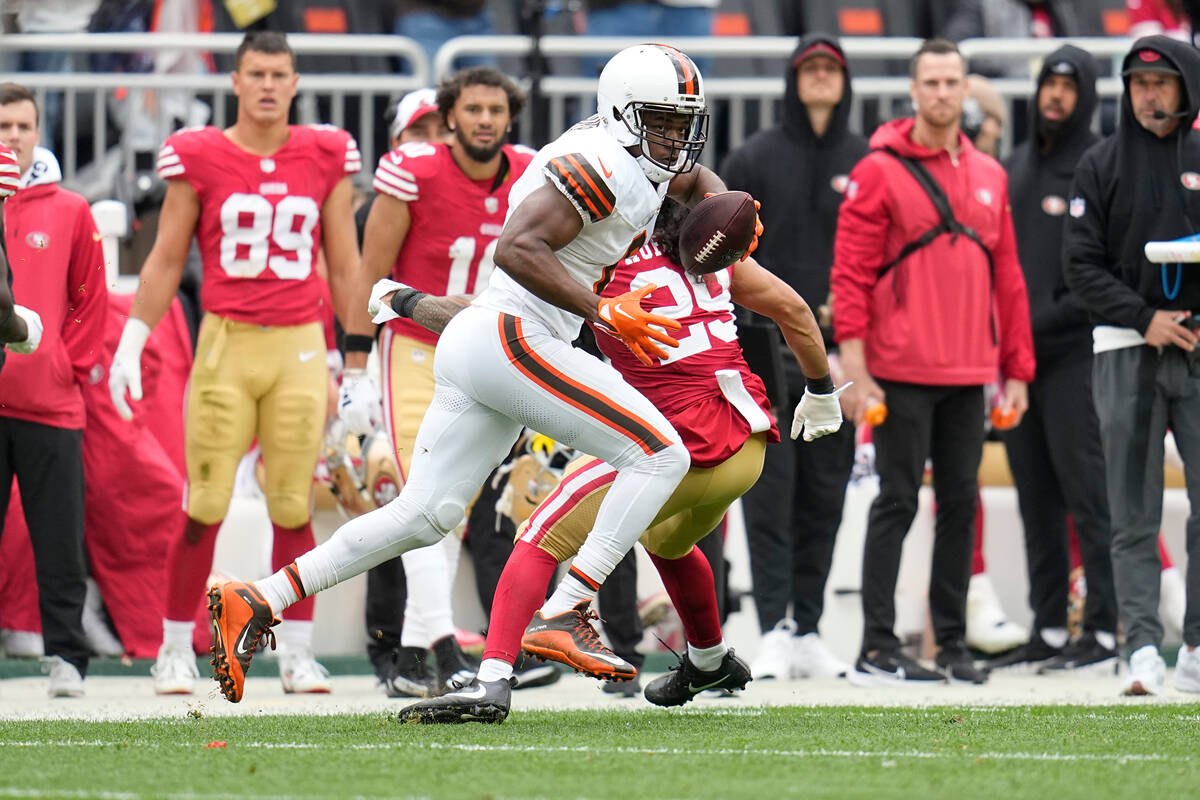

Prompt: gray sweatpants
[{"left": 1093, "top": 345, "right": 1200, "bottom": 652}]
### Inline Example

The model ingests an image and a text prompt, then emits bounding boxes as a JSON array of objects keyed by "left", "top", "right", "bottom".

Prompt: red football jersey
[
  {"left": 372, "top": 141, "right": 534, "bottom": 345},
  {"left": 156, "top": 125, "right": 361, "bottom": 326},
  {"left": 595, "top": 242, "right": 780, "bottom": 467}
]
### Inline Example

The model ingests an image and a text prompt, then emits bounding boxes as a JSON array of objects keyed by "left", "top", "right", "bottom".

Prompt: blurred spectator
[
  {"left": 990, "top": 45, "right": 1119, "bottom": 675},
  {"left": 0, "top": 82, "right": 108, "bottom": 696},
  {"left": 963, "top": 74, "right": 1006, "bottom": 158},
  {"left": 1127, "top": 0, "right": 1192, "bottom": 41},
  {"left": 1063, "top": 36, "right": 1200, "bottom": 697},
  {"left": 943, "top": 1, "right": 1101, "bottom": 78},
  {"left": 719, "top": 35, "right": 866, "bottom": 682},
  {"left": 832, "top": 39, "right": 1035, "bottom": 687},
  {"left": 582, "top": 1, "right": 716, "bottom": 77},
  {"left": 394, "top": 0, "right": 496, "bottom": 76},
  {"left": 6, "top": 0, "right": 101, "bottom": 155}
]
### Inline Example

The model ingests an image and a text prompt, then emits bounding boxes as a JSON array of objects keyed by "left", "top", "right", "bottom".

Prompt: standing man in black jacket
[
  {"left": 992, "top": 44, "right": 1119, "bottom": 675},
  {"left": 720, "top": 34, "right": 868, "bottom": 681},
  {"left": 1064, "top": 35, "right": 1200, "bottom": 696}
]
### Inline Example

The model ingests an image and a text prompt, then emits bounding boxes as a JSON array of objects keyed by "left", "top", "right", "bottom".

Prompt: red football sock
[
  {"left": 272, "top": 522, "right": 316, "bottom": 621},
  {"left": 164, "top": 516, "right": 221, "bottom": 622},
  {"left": 971, "top": 487, "right": 987, "bottom": 575},
  {"left": 482, "top": 541, "right": 558, "bottom": 664},
  {"left": 649, "top": 547, "right": 723, "bottom": 649}
]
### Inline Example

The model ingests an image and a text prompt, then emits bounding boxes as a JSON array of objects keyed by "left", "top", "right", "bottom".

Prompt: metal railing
[{"left": 0, "top": 32, "right": 1139, "bottom": 187}]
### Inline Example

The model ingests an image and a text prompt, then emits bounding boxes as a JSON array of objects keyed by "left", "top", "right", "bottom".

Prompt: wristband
[
  {"left": 343, "top": 334, "right": 374, "bottom": 354},
  {"left": 390, "top": 286, "right": 425, "bottom": 319},
  {"left": 805, "top": 373, "right": 836, "bottom": 395}
]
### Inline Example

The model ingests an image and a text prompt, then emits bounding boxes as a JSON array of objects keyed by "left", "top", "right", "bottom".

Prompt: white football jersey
[{"left": 476, "top": 116, "right": 669, "bottom": 341}]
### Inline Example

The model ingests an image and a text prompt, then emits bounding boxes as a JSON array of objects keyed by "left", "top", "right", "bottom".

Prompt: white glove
[
  {"left": 338, "top": 367, "right": 383, "bottom": 436},
  {"left": 791, "top": 382, "right": 851, "bottom": 442},
  {"left": 6, "top": 305, "right": 42, "bottom": 354},
  {"left": 109, "top": 318, "right": 151, "bottom": 421},
  {"left": 368, "top": 278, "right": 411, "bottom": 324},
  {"left": 326, "top": 348, "right": 344, "bottom": 381}
]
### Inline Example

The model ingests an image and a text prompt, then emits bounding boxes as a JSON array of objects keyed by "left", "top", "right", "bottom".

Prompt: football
[{"left": 678, "top": 191, "right": 757, "bottom": 274}]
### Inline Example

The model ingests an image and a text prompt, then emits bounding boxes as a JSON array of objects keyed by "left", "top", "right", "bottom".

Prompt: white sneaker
[
  {"left": 0, "top": 629, "right": 44, "bottom": 658},
  {"left": 966, "top": 573, "right": 1029, "bottom": 654},
  {"left": 151, "top": 643, "right": 200, "bottom": 695},
  {"left": 750, "top": 618, "right": 797, "bottom": 679},
  {"left": 1175, "top": 645, "right": 1200, "bottom": 693},
  {"left": 1121, "top": 644, "right": 1166, "bottom": 696},
  {"left": 793, "top": 632, "right": 850, "bottom": 678},
  {"left": 43, "top": 656, "right": 84, "bottom": 698},
  {"left": 279, "top": 647, "right": 332, "bottom": 694}
]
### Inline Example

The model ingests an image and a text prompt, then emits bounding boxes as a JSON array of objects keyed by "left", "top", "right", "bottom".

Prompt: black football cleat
[
  {"left": 396, "top": 676, "right": 513, "bottom": 724},
  {"left": 644, "top": 649, "right": 752, "bottom": 708}
]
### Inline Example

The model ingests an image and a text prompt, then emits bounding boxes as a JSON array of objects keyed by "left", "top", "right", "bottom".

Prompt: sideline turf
[{"left": 1, "top": 705, "right": 1196, "bottom": 799}]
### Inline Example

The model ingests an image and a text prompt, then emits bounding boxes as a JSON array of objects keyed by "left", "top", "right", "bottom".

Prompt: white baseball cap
[{"left": 390, "top": 88, "right": 440, "bottom": 140}]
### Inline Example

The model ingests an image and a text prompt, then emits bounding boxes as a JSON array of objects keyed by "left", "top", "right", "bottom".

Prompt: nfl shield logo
[
  {"left": 260, "top": 158, "right": 276, "bottom": 173},
  {"left": 1069, "top": 197, "right": 1086, "bottom": 218},
  {"left": 485, "top": 197, "right": 499, "bottom": 214}
]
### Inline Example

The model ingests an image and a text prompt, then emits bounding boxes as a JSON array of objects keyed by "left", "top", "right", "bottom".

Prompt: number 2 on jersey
[
  {"left": 633, "top": 266, "right": 736, "bottom": 365},
  {"left": 219, "top": 193, "right": 320, "bottom": 280}
]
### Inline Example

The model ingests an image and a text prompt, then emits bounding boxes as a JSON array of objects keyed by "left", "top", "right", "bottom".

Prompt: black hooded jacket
[
  {"left": 1063, "top": 36, "right": 1200, "bottom": 334},
  {"left": 719, "top": 34, "right": 868, "bottom": 321},
  {"left": 1004, "top": 44, "right": 1099, "bottom": 370}
]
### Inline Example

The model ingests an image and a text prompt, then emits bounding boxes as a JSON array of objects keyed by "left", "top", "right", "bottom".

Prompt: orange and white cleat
[
  {"left": 521, "top": 601, "right": 636, "bottom": 681},
  {"left": 207, "top": 581, "right": 280, "bottom": 703}
]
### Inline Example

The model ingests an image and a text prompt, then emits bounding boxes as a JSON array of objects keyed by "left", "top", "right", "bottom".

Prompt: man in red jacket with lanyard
[
  {"left": 0, "top": 83, "right": 108, "bottom": 697},
  {"left": 832, "top": 39, "right": 1035, "bottom": 686}
]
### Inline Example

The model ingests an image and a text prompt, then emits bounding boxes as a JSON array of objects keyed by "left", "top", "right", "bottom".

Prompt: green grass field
[{"left": 2, "top": 705, "right": 1197, "bottom": 799}]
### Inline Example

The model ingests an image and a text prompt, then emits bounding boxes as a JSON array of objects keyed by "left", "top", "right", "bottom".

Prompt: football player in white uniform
[{"left": 205, "top": 44, "right": 752, "bottom": 709}]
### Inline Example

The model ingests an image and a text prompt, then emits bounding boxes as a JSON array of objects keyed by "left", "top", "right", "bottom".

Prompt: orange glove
[
  {"left": 748, "top": 199, "right": 764, "bottom": 256},
  {"left": 596, "top": 283, "right": 681, "bottom": 367}
]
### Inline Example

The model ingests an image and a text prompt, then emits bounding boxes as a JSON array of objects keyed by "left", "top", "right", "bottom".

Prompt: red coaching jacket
[
  {"left": 831, "top": 119, "right": 1035, "bottom": 385},
  {"left": 0, "top": 173, "right": 107, "bottom": 429}
]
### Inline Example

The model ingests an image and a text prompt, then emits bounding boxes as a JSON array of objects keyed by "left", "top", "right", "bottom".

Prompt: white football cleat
[
  {"left": 1175, "top": 645, "right": 1200, "bottom": 693},
  {"left": 966, "top": 573, "right": 1028, "bottom": 654},
  {"left": 151, "top": 642, "right": 199, "bottom": 695},
  {"left": 279, "top": 647, "right": 332, "bottom": 694}
]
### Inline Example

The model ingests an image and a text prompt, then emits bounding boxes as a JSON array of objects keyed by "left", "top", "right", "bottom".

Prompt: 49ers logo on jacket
[
  {"left": 1041, "top": 195, "right": 1067, "bottom": 216},
  {"left": 975, "top": 188, "right": 994, "bottom": 206},
  {"left": 830, "top": 174, "right": 849, "bottom": 194},
  {"left": 24, "top": 231, "right": 49, "bottom": 250},
  {"left": 1181, "top": 172, "right": 1200, "bottom": 191}
]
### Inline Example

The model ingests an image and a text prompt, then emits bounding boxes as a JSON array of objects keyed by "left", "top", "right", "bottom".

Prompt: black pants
[
  {"left": 860, "top": 381, "right": 984, "bottom": 654},
  {"left": 1003, "top": 354, "right": 1116, "bottom": 635},
  {"left": 0, "top": 417, "right": 89, "bottom": 674},
  {"left": 740, "top": 409, "right": 855, "bottom": 634}
]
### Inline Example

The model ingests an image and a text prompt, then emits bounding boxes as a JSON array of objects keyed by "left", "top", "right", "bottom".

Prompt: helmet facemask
[{"left": 615, "top": 102, "right": 709, "bottom": 179}]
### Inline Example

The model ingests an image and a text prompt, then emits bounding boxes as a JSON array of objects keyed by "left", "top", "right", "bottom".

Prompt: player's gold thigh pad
[
  {"left": 386, "top": 336, "right": 436, "bottom": 475},
  {"left": 185, "top": 316, "right": 261, "bottom": 524},
  {"left": 641, "top": 433, "right": 767, "bottom": 559},
  {"left": 257, "top": 322, "right": 327, "bottom": 528}
]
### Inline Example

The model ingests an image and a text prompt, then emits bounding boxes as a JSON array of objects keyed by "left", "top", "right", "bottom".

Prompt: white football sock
[
  {"left": 688, "top": 640, "right": 728, "bottom": 672},
  {"left": 161, "top": 619, "right": 194, "bottom": 650},
  {"left": 476, "top": 658, "right": 514, "bottom": 682}
]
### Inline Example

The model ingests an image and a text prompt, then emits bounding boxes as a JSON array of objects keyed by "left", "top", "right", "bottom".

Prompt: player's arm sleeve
[
  {"left": 1062, "top": 154, "right": 1155, "bottom": 333},
  {"left": 63, "top": 201, "right": 109, "bottom": 385},
  {"left": 543, "top": 152, "right": 616, "bottom": 223},
  {"left": 373, "top": 152, "right": 419, "bottom": 202},
  {"left": 992, "top": 186, "right": 1036, "bottom": 383},
  {"left": 830, "top": 156, "right": 890, "bottom": 343}
]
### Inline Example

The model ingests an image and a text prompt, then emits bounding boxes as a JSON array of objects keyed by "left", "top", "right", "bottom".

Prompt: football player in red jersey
[
  {"left": 390, "top": 197, "right": 843, "bottom": 720},
  {"left": 341, "top": 70, "right": 534, "bottom": 698},
  {"left": 107, "top": 31, "right": 363, "bottom": 696}
]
